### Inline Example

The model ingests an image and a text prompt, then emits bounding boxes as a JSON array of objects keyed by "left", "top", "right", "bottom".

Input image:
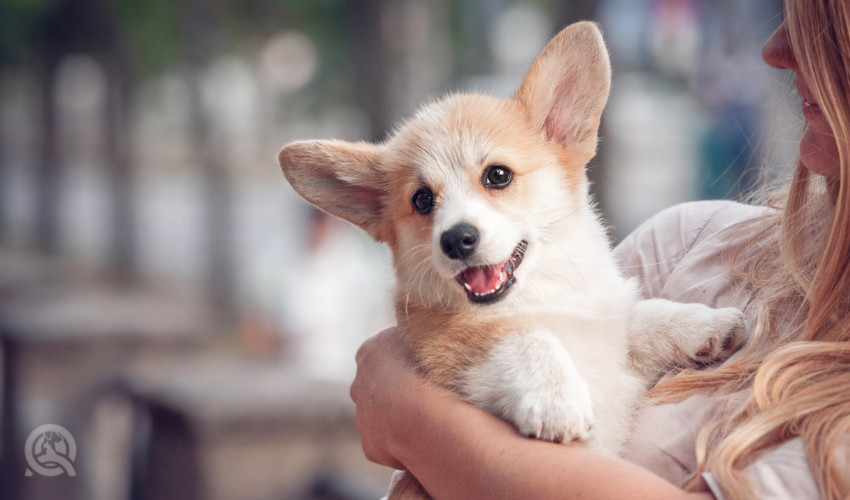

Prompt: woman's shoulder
[
  {"left": 615, "top": 200, "right": 770, "bottom": 260},
  {"left": 631, "top": 200, "right": 769, "bottom": 241},
  {"left": 614, "top": 200, "right": 773, "bottom": 301}
]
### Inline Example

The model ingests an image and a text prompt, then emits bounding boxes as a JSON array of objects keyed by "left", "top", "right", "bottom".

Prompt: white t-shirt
[{"left": 614, "top": 200, "right": 824, "bottom": 499}]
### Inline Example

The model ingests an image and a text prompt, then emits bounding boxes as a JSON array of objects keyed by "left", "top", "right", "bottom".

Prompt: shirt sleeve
[{"left": 703, "top": 438, "right": 824, "bottom": 500}]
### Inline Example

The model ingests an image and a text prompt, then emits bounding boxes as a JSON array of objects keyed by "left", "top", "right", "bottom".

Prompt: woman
[{"left": 349, "top": 0, "right": 850, "bottom": 498}]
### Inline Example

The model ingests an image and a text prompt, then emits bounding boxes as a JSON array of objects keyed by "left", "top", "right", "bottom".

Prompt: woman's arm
[{"left": 350, "top": 328, "right": 714, "bottom": 500}]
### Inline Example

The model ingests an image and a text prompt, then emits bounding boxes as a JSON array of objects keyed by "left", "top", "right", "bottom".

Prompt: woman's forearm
[
  {"left": 393, "top": 385, "right": 713, "bottom": 500},
  {"left": 352, "top": 329, "right": 713, "bottom": 499}
]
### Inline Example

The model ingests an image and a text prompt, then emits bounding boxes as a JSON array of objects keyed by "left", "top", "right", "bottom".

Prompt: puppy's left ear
[{"left": 515, "top": 21, "right": 611, "bottom": 159}]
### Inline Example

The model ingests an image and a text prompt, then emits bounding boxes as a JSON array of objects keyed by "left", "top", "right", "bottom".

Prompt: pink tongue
[{"left": 462, "top": 265, "right": 504, "bottom": 294}]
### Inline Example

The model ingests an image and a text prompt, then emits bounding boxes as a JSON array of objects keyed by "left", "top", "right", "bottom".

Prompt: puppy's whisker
[
  {"left": 542, "top": 207, "right": 582, "bottom": 228},
  {"left": 397, "top": 243, "right": 430, "bottom": 264}
]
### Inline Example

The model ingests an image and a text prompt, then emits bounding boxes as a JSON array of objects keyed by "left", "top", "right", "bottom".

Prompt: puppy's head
[{"left": 279, "top": 22, "right": 610, "bottom": 310}]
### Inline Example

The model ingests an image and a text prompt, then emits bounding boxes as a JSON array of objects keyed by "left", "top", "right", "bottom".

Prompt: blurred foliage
[
  {"left": 0, "top": 0, "right": 52, "bottom": 64},
  {"left": 112, "top": 0, "right": 180, "bottom": 75},
  {"left": 0, "top": 0, "right": 179, "bottom": 75},
  {"left": 0, "top": 0, "right": 352, "bottom": 78}
]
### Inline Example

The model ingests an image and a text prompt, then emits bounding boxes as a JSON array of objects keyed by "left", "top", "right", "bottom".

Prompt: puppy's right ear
[{"left": 278, "top": 140, "right": 386, "bottom": 241}]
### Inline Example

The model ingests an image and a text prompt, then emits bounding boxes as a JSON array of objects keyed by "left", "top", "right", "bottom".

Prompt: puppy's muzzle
[{"left": 441, "top": 223, "right": 479, "bottom": 260}]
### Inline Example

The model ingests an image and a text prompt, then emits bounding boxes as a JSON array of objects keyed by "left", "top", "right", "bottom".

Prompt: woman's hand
[{"left": 350, "top": 327, "right": 429, "bottom": 469}]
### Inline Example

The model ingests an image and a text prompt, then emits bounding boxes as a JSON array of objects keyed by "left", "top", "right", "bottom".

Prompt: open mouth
[{"left": 456, "top": 241, "right": 527, "bottom": 304}]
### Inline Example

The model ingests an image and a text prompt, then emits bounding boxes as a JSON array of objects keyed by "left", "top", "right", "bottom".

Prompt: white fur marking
[{"left": 465, "top": 330, "right": 594, "bottom": 443}]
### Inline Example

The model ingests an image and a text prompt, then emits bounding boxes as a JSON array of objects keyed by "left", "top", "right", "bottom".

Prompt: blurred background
[{"left": 0, "top": 0, "right": 799, "bottom": 499}]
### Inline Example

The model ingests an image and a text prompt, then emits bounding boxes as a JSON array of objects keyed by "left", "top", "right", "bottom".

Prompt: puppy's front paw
[
  {"left": 464, "top": 331, "right": 595, "bottom": 445},
  {"left": 676, "top": 305, "right": 746, "bottom": 367},
  {"left": 513, "top": 377, "right": 594, "bottom": 444}
]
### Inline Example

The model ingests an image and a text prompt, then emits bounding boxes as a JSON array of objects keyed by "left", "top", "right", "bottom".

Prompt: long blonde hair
[{"left": 653, "top": 0, "right": 850, "bottom": 498}]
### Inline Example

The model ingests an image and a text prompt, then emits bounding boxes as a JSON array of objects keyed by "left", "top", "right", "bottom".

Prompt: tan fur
[{"left": 398, "top": 301, "right": 527, "bottom": 391}]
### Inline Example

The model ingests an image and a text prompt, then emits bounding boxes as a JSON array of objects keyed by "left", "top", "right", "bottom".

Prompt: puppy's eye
[
  {"left": 482, "top": 165, "right": 513, "bottom": 189},
  {"left": 411, "top": 187, "right": 434, "bottom": 215}
]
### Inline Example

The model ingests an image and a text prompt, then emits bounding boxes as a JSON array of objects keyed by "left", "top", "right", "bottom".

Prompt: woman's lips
[{"left": 796, "top": 82, "right": 823, "bottom": 121}]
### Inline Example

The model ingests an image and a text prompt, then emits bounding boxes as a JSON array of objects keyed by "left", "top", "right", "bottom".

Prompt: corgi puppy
[{"left": 279, "top": 21, "right": 744, "bottom": 500}]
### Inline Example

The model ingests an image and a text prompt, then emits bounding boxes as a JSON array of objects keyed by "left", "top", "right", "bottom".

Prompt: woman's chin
[{"left": 799, "top": 124, "right": 840, "bottom": 179}]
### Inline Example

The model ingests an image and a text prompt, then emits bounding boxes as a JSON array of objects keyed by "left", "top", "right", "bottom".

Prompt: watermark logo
[{"left": 24, "top": 424, "right": 77, "bottom": 477}]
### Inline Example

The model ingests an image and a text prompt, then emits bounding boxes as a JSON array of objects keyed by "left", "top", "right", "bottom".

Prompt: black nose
[{"left": 441, "top": 223, "right": 479, "bottom": 260}]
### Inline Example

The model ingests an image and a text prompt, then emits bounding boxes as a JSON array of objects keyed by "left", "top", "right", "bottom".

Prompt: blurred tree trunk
[
  {"left": 100, "top": 2, "right": 138, "bottom": 282},
  {"left": 34, "top": 0, "right": 140, "bottom": 277},
  {"left": 0, "top": 74, "right": 6, "bottom": 238},
  {"left": 35, "top": 52, "right": 61, "bottom": 254},
  {"left": 183, "top": 0, "right": 235, "bottom": 319},
  {"left": 192, "top": 82, "right": 235, "bottom": 318},
  {"left": 346, "top": 0, "right": 391, "bottom": 141},
  {"left": 104, "top": 61, "right": 137, "bottom": 281}
]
